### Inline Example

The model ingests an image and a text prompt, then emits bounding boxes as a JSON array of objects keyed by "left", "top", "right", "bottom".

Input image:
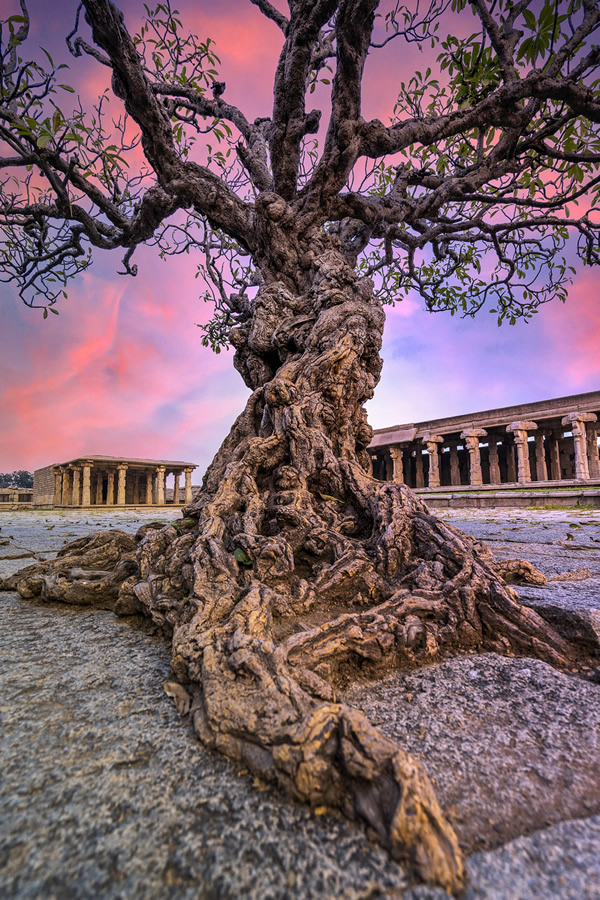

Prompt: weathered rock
[
  {"left": 345, "top": 653, "right": 600, "bottom": 856},
  {"left": 0, "top": 589, "right": 410, "bottom": 900}
]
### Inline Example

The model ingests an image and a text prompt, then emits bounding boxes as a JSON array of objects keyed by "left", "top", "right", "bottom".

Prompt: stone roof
[
  {"left": 54, "top": 455, "right": 197, "bottom": 468},
  {"left": 371, "top": 389, "right": 600, "bottom": 446}
]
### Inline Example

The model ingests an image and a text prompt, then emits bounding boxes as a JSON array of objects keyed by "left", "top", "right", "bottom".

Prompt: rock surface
[
  {"left": 1, "top": 508, "right": 600, "bottom": 898},
  {"left": 444, "top": 508, "right": 600, "bottom": 657}
]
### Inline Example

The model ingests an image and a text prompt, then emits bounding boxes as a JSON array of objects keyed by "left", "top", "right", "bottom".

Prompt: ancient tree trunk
[{"left": 2, "top": 236, "right": 590, "bottom": 894}]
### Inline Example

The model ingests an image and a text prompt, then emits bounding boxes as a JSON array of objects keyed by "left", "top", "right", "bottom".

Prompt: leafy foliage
[
  {"left": 1, "top": 0, "right": 600, "bottom": 335},
  {"left": 0, "top": 470, "right": 33, "bottom": 488}
]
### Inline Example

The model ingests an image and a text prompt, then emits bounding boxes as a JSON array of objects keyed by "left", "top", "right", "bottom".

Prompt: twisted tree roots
[{"left": 2, "top": 469, "right": 589, "bottom": 895}]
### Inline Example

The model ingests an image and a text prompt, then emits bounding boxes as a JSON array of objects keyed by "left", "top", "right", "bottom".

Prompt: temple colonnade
[
  {"left": 370, "top": 393, "right": 600, "bottom": 490},
  {"left": 48, "top": 457, "right": 197, "bottom": 507}
]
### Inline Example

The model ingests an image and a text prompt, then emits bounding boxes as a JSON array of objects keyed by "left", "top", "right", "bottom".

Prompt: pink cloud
[{"left": 2, "top": 0, "right": 599, "bottom": 478}]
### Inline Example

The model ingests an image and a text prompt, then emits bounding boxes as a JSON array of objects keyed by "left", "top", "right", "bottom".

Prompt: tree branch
[{"left": 80, "top": 0, "right": 254, "bottom": 247}]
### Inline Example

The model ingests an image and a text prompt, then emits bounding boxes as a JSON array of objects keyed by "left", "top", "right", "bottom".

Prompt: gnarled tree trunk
[{"left": 2, "top": 227, "right": 589, "bottom": 894}]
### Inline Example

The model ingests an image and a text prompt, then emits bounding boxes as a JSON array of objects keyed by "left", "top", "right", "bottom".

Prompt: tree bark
[{"left": 1, "top": 238, "right": 591, "bottom": 894}]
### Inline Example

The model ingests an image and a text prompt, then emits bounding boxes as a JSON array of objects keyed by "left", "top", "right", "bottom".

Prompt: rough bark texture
[{"left": 3, "top": 241, "right": 593, "bottom": 895}]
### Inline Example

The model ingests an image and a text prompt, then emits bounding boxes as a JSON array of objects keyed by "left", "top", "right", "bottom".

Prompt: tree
[
  {"left": 0, "top": 470, "right": 33, "bottom": 487},
  {"left": 2, "top": 0, "right": 600, "bottom": 890}
]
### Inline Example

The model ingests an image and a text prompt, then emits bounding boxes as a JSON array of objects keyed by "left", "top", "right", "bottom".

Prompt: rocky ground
[{"left": 0, "top": 507, "right": 599, "bottom": 899}]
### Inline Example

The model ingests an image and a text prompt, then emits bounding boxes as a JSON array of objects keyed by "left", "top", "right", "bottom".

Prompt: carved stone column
[
  {"left": 145, "top": 472, "right": 153, "bottom": 505},
  {"left": 184, "top": 468, "right": 194, "bottom": 503},
  {"left": 504, "top": 438, "right": 516, "bottom": 483},
  {"left": 70, "top": 466, "right": 81, "bottom": 506},
  {"left": 107, "top": 470, "right": 115, "bottom": 506},
  {"left": 587, "top": 422, "right": 600, "bottom": 478},
  {"left": 156, "top": 466, "right": 166, "bottom": 505},
  {"left": 534, "top": 433, "right": 548, "bottom": 482},
  {"left": 388, "top": 447, "right": 404, "bottom": 484},
  {"left": 548, "top": 430, "right": 562, "bottom": 480},
  {"left": 415, "top": 450, "right": 425, "bottom": 488},
  {"left": 422, "top": 434, "right": 443, "bottom": 488},
  {"left": 172, "top": 471, "right": 181, "bottom": 504},
  {"left": 449, "top": 444, "right": 460, "bottom": 485},
  {"left": 61, "top": 468, "right": 70, "bottom": 506},
  {"left": 52, "top": 467, "right": 62, "bottom": 506},
  {"left": 133, "top": 473, "right": 140, "bottom": 505},
  {"left": 81, "top": 463, "right": 92, "bottom": 506},
  {"left": 488, "top": 439, "right": 501, "bottom": 484},
  {"left": 506, "top": 421, "right": 537, "bottom": 484},
  {"left": 117, "top": 464, "right": 128, "bottom": 505},
  {"left": 562, "top": 412, "right": 597, "bottom": 480},
  {"left": 95, "top": 472, "right": 103, "bottom": 505},
  {"left": 460, "top": 429, "right": 487, "bottom": 486}
]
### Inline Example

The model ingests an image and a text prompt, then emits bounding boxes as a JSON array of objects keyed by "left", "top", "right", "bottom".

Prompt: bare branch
[{"left": 249, "top": 0, "right": 288, "bottom": 33}]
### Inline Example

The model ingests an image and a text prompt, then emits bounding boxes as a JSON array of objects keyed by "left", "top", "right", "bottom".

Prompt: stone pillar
[
  {"left": 61, "top": 468, "right": 70, "bottom": 506},
  {"left": 460, "top": 429, "right": 487, "bottom": 486},
  {"left": 388, "top": 447, "right": 404, "bottom": 484},
  {"left": 488, "top": 440, "right": 501, "bottom": 485},
  {"left": 587, "top": 422, "right": 600, "bottom": 478},
  {"left": 156, "top": 466, "right": 166, "bottom": 505},
  {"left": 172, "top": 471, "right": 181, "bottom": 504},
  {"left": 549, "top": 430, "right": 562, "bottom": 480},
  {"left": 449, "top": 444, "right": 460, "bottom": 485},
  {"left": 506, "top": 421, "right": 537, "bottom": 484},
  {"left": 534, "top": 434, "right": 548, "bottom": 482},
  {"left": 117, "top": 464, "right": 128, "bottom": 505},
  {"left": 562, "top": 412, "right": 597, "bottom": 480},
  {"left": 133, "top": 473, "right": 140, "bottom": 505},
  {"left": 107, "top": 470, "right": 115, "bottom": 506},
  {"left": 415, "top": 451, "right": 425, "bottom": 488},
  {"left": 422, "top": 434, "right": 443, "bottom": 488},
  {"left": 82, "top": 463, "right": 92, "bottom": 506},
  {"left": 502, "top": 438, "right": 515, "bottom": 483},
  {"left": 52, "top": 468, "right": 62, "bottom": 506},
  {"left": 145, "top": 472, "right": 153, "bottom": 505},
  {"left": 95, "top": 472, "right": 103, "bottom": 505},
  {"left": 71, "top": 466, "right": 81, "bottom": 506},
  {"left": 184, "top": 468, "right": 193, "bottom": 504}
]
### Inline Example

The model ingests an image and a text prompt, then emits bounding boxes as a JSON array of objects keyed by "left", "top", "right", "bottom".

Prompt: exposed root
[
  {"left": 495, "top": 559, "right": 547, "bottom": 586},
  {"left": 2, "top": 470, "right": 590, "bottom": 895}
]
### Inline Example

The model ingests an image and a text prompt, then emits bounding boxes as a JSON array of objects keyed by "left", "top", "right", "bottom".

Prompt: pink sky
[{"left": 1, "top": 0, "right": 599, "bottom": 474}]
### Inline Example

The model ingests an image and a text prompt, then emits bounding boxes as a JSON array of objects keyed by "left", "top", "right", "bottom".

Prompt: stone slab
[
  {"left": 0, "top": 590, "right": 408, "bottom": 899},
  {"left": 344, "top": 654, "right": 600, "bottom": 856}
]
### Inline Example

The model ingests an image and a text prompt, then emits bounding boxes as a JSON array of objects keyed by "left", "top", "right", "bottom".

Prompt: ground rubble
[{"left": 0, "top": 508, "right": 599, "bottom": 899}]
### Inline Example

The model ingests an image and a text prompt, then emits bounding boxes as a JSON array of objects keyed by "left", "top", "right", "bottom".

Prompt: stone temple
[
  {"left": 369, "top": 390, "right": 600, "bottom": 492},
  {"left": 33, "top": 456, "right": 197, "bottom": 508}
]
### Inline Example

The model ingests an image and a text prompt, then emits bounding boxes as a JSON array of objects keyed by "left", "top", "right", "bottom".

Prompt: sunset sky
[{"left": 1, "top": 0, "right": 599, "bottom": 476}]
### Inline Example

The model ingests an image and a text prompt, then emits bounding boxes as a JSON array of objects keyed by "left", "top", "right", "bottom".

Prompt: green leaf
[
  {"left": 233, "top": 547, "right": 252, "bottom": 566},
  {"left": 43, "top": 308, "right": 48, "bottom": 319},
  {"left": 36, "top": 133, "right": 51, "bottom": 149},
  {"left": 59, "top": 84, "right": 75, "bottom": 92},
  {"left": 49, "top": 308, "right": 59, "bottom": 315}
]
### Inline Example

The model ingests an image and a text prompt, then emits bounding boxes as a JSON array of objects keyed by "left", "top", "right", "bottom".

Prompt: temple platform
[{"left": 417, "top": 479, "right": 600, "bottom": 508}]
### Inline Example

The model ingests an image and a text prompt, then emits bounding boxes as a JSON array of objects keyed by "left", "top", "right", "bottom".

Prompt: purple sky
[{"left": 1, "top": 0, "right": 599, "bottom": 474}]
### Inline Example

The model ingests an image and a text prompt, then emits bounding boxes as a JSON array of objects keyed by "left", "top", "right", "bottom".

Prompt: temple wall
[{"left": 33, "top": 466, "right": 56, "bottom": 506}]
